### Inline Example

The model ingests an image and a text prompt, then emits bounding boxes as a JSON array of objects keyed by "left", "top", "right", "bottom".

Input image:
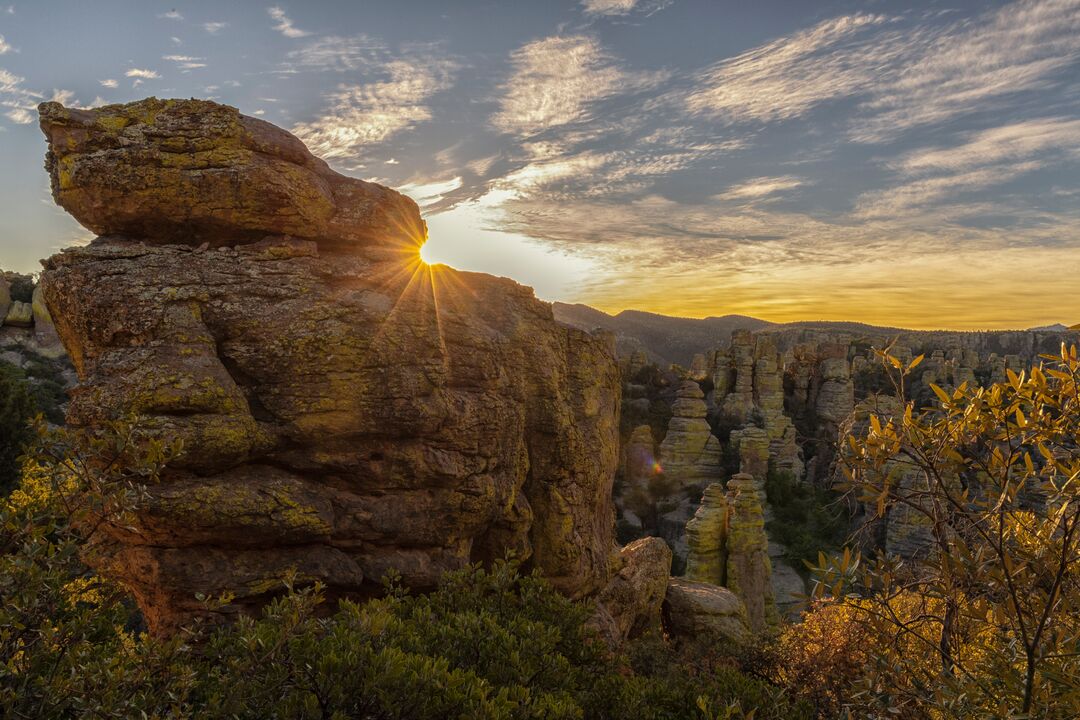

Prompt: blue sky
[{"left": 1, "top": 0, "right": 1079, "bottom": 328}]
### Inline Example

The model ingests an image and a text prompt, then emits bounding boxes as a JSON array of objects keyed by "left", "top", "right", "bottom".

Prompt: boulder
[
  {"left": 38, "top": 98, "right": 425, "bottom": 252},
  {"left": 31, "top": 282, "right": 62, "bottom": 349},
  {"left": 663, "top": 577, "right": 750, "bottom": 646},
  {"left": 39, "top": 99, "right": 622, "bottom": 636},
  {"left": 592, "top": 537, "right": 672, "bottom": 645},
  {"left": 3, "top": 300, "right": 33, "bottom": 328}
]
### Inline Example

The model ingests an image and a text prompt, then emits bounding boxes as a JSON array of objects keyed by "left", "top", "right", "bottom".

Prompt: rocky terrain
[
  {"left": 32, "top": 95, "right": 1068, "bottom": 654},
  {"left": 0, "top": 270, "right": 74, "bottom": 418},
  {"left": 609, "top": 315, "right": 1080, "bottom": 618},
  {"left": 36, "top": 98, "right": 680, "bottom": 638}
]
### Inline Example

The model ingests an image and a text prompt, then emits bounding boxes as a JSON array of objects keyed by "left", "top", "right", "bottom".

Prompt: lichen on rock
[{"left": 38, "top": 98, "right": 629, "bottom": 636}]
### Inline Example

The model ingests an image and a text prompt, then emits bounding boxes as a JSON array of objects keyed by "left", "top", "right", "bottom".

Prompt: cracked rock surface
[{"left": 39, "top": 98, "right": 623, "bottom": 635}]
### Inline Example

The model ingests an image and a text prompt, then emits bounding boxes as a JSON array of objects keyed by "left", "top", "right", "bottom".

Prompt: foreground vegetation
[
  {"left": 0, "top": 419, "right": 810, "bottom": 720},
  {"left": 2, "top": 345, "right": 1080, "bottom": 718}
]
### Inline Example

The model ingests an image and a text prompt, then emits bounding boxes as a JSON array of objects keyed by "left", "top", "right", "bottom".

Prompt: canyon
[{"left": 24, "top": 96, "right": 1080, "bottom": 650}]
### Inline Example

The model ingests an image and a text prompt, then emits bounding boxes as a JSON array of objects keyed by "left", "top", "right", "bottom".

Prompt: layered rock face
[
  {"left": 592, "top": 537, "right": 672, "bottom": 645},
  {"left": 39, "top": 99, "right": 423, "bottom": 251},
  {"left": 713, "top": 331, "right": 802, "bottom": 479},
  {"left": 684, "top": 475, "right": 778, "bottom": 634},
  {"left": 658, "top": 381, "right": 722, "bottom": 488},
  {"left": 785, "top": 342, "right": 854, "bottom": 485},
  {"left": 39, "top": 99, "right": 623, "bottom": 635}
]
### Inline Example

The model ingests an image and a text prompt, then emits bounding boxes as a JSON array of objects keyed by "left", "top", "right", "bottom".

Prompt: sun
[{"left": 418, "top": 241, "right": 434, "bottom": 265}]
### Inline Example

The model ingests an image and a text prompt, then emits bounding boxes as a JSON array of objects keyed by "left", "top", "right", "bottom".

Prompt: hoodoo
[{"left": 37, "top": 98, "right": 643, "bottom": 635}]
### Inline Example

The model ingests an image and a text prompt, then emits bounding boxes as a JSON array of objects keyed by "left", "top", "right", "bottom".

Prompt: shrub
[
  {"left": 1, "top": 421, "right": 800, "bottom": 720},
  {"left": 7, "top": 274, "right": 34, "bottom": 303},
  {"left": 812, "top": 344, "right": 1080, "bottom": 718},
  {"left": 763, "top": 467, "right": 848, "bottom": 566},
  {"left": 0, "top": 362, "right": 36, "bottom": 495}
]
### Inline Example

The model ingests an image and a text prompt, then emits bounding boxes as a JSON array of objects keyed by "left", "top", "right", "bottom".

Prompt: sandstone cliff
[{"left": 38, "top": 98, "right": 627, "bottom": 635}]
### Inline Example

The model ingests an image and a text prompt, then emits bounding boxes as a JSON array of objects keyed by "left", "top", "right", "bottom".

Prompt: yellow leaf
[
  {"left": 907, "top": 354, "right": 925, "bottom": 371},
  {"left": 930, "top": 383, "right": 951, "bottom": 404}
]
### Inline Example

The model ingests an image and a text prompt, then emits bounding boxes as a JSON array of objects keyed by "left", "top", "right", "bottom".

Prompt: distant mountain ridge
[{"left": 551, "top": 302, "right": 1078, "bottom": 367}]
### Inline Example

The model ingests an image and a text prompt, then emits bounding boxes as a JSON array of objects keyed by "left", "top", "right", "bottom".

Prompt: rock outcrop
[
  {"left": 31, "top": 282, "right": 61, "bottom": 349},
  {"left": 663, "top": 578, "right": 750, "bottom": 646},
  {"left": 684, "top": 475, "right": 778, "bottom": 634},
  {"left": 713, "top": 331, "right": 802, "bottom": 478},
  {"left": 39, "top": 98, "right": 626, "bottom": 636},
  {"left": 4, "top": 301, "right": 33, "bottom": 328},
  {"left": 658, "top": 380, "right": 722, "bottom": 488},
  {"left": 684, "top": 483, "right": 729, "bottom": 586},
  {"left": 39, "top": 98, "right": 424, "bottom": 252},
  {"left": 592, "top": 537, "right": 672, "bottom": 645}
]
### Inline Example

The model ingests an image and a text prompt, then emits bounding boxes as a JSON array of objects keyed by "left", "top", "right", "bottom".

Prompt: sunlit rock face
[
  {"left": 39, "top": 98, "right": 622, "bottom": 636},
  {"left": 684, "top": 475, "right": 778, "bottom": 635},
  {"left": 38, "top": 98, "right": 425, "bottom": 251},
  {"left": 658, "top": 380, "right": 723, "bottom": 487}
]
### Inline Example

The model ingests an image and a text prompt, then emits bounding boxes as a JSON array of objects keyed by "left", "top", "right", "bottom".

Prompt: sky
[{"left": 1, "top": 0, "right": 1079, "bottom": 329}]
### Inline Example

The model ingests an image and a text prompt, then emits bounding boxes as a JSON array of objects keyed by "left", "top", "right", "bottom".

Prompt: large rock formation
[
  {"left": 39, "top": 99, "right": 423, "bottom": 251},
  {"left": 684, "top": 475, "right": 779, "bottom": 634},
  {"left": 658, "top": 380, "right": 722, "bottom": 488},
  {"left": 713, "top": 331, "right": 802, "bottom": 478},
  {"left": 38, "top": 98, "right": 625, "bottom": 635}
]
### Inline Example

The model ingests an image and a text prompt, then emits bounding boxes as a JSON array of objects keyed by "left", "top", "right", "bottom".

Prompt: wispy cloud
[
  {"left": 684, "top": 1, "right": 1080, "bottom": 143},
  {"left": 163, "top": 54, "right": 206, "bottom": 70},
  {"left": 852, "top": 0, "right": 1080, "bottom": 143},
  {"left": 400, "top": 176, "right": 464, "bottom": 209},
  {"left": 716, "top": 176, "right": 804, "bottom": 201},
  {"left": 125, "top": 68, "right": 159, "bottom": 79},
  {"left": 203, "top": 21, "right": 227, "bottom": 34},
  {"left": 4, "top": 106, "right": 31, "bottom": 123},
  {"left": 580, "top": 0, "right": 671, "bottom": 17},
  {"left": 292, "top": 57, "right": 456, "bottom": 158},
  {"left": 0, "top": 67, "right": 39, "bottom": 124},
  {"left": 581, "top": 0, "right": 637, "bottom": 15},
  {"left": 686, "top": 14, "right": 892, "bottom": 124},
  {"left": 856, "top": 118, "right": 1080, "bottom": 218},
  {"left": 268, "top": 6, "right": 310, "bottom": 38},
  {"left": 0, "top": 34, "right": 12, "bottom": 55},
  {"left": 893, "top": 118, "right": 1080, "bottom": 175},
  {"left": 492, "top": 34, "right": 665, "bottom": 137},
  {"left": 159, "top": 9, "right": 182, "bottom": 21},
  {"left": 283, "top": 35, "right": 385, "bottom": 72}
]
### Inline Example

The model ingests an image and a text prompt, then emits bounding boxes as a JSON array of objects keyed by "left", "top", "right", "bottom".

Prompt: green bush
[
  {"left": 0, "top": 362, "right": 36, "bottom": 495},
  {"left": 764, "top": 467, "right": 848, "bottom": 566},
  {"left": 7, "top": 274, "right": 34, "bottom": 303},
  {"left": 1, "top": 422, "right": 807, "bottom": 720}
]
